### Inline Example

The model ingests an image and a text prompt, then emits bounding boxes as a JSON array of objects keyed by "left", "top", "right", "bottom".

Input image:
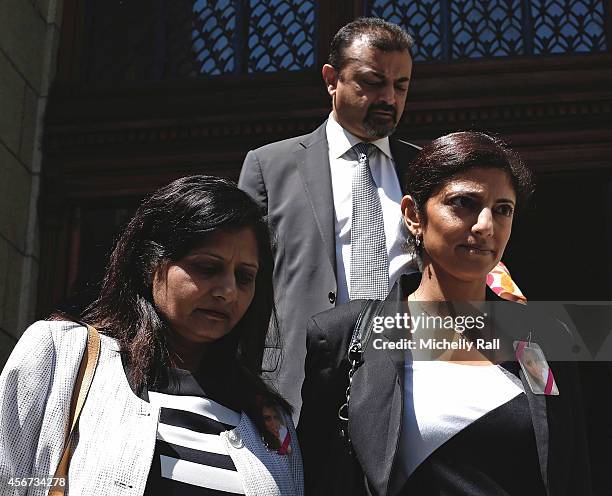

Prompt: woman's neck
[
  {"left": 412, "top": 261, "right": 487, "bottom": 302},
  {"left": 166, "top": 334, "right": 207, "bottom": 373}
]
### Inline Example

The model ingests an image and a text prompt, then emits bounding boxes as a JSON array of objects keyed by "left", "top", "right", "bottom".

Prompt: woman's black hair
[
  {"left": 81, "top": 175, "right": 290, "bottom": 416},
  {"left": 402, "top": 131, "right": 535, "bottom": 255}
]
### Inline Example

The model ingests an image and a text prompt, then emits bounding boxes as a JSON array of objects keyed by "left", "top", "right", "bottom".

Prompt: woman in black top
[{"left": 298, "top": 132, "right": 590, "bottom": 496}]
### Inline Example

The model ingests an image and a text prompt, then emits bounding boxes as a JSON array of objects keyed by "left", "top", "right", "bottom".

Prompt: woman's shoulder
[
  {"left": 12, "top": 320, "right": 119, "bottom": 362},
  {"left": 22, "top": 318, "right": 84, "bottom": 337},
  {"left": 1, "top": 321, "right": 91, "bottom": 403},
  {"left": 306, "top": 299, "right": 373, "bottom": 354},
  {"left": 314, "top": 299, "right": 374, "bottom": 326},
  {"left": 6, "top": 320, "right": 85, "bottom": 362},
  {"left": 309, "top": 299, "right": 368, "bottom": 333}
]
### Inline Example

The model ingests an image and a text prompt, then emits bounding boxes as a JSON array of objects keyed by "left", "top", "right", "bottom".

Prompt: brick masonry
[{"left": 0, "top": 0, "right": 63, "bottom": 367}]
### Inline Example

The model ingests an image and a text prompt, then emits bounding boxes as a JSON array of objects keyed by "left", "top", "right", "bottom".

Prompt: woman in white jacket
[{"left": 0, "top": 176, "right": 303, "bottom": 496}]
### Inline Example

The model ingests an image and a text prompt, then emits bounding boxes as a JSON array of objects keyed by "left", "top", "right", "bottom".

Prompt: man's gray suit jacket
[{"left": 238, "top": 121, "right": 420, "bottom": 415}]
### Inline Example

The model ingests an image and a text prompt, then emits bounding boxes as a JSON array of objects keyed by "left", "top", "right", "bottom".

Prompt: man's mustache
[{"left": 366, "top": 103, "right": 397, "bottom": 120}]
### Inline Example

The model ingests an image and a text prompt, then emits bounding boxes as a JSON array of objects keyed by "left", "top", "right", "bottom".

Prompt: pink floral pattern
[{"left": 487, "top": 261, "right": 526, "bottom": 303}]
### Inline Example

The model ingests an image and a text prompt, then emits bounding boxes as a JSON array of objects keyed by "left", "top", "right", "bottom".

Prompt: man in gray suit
[{"left": 238, "top": 18, "right": 419, "bottom": 415}]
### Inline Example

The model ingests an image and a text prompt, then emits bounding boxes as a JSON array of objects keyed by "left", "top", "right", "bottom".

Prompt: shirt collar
[{"left": 326, "top": 113, "right": 392, "bottom": 160}]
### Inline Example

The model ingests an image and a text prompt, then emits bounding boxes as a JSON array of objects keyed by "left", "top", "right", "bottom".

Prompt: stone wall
[{"left": 0, "top": 0, "right": 63, "bottom": 366}]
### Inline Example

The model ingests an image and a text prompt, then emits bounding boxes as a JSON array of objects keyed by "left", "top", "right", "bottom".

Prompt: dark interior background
[{"left": 38, "top": 2, "right": 612, "bottom": 492}]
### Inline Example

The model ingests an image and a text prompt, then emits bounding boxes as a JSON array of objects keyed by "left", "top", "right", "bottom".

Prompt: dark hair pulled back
[{"left": 402, "top": 131, "right": 534, "bottom": 255}]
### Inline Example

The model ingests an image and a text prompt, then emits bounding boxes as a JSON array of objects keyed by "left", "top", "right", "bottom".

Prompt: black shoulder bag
[{"left": 337, "top": 299, "right": 386, "bottom": 452}]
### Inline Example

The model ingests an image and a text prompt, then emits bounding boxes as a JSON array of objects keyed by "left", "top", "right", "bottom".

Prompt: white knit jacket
[{"left": 0, "top": 321, "right": 303, "bottom": 496}]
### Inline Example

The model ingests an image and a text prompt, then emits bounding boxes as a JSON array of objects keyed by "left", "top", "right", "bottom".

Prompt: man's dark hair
[{"left": 328, "top": 17, "right": 414, "bottom": 74}]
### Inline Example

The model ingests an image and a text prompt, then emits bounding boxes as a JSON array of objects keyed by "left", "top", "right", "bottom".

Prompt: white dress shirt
[{"left": 326, "top": 114, "right": 414, "bottom": 304}]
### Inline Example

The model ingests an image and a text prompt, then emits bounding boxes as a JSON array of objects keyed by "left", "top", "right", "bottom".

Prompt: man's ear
[
  {"left": 401, "top": 195, "right": 422, "bottom": 237},
  {"left": 322, "top": 64, "right": 339, "bottom": 97}
]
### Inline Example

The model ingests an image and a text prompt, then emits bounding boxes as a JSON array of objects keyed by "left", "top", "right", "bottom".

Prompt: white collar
[{"left": 326, "top": 113, "right": 392, "bottom": 160}]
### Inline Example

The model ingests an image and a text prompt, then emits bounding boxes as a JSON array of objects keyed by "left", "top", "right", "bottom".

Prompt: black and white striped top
[{"left": 143, "top": 369, "right": 246, "bottom": 496}]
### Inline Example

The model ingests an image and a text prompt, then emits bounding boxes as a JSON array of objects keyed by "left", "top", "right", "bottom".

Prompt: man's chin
[{"left": 363, "top": 122, "right": 396, "bottom": 139}]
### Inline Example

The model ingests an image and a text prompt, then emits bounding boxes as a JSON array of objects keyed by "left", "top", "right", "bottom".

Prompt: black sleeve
[
  {"left": 298, "top": 315, "right": 367, "bottom": 496},
  {"left": 547, "top": 360, "right": 593, "bottom": 496},
  {"left": 570, "top": 362, "right": 593, "bottom": 494},
  {"left": 579, "top": 363, "right": 612, "bottom": 496}
]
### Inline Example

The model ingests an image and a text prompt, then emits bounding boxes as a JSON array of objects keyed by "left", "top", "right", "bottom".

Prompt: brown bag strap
[{"left": 48, "top": 324, "right": 101, "bottom": 496}]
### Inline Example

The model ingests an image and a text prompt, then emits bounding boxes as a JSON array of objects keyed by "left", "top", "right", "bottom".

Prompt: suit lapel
[
  {"left": 390, "top": 138, "right": 421, "bottom": 194},
  {"left": 294, "top": 131, "right": 421, "bottom": 275},
  {"left": 383, "top": 296, "right": 414, "bottom": 496},
  {"left": 348, "top": 297, "right": 408, "bottom": 496},
  {"left": 521, "top": 370, "right": 551, "bottom": 495},
  {"left": 295, "top": 122, "right": 336, "bottom": 272},
  {"left": 522, "top": 361, "right": 578, "bottom": 496}
]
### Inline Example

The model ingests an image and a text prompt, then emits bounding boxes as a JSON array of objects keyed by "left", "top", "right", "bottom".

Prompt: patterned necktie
[{"left": 349, "top": 142, "right": 390, "bottom": 300}]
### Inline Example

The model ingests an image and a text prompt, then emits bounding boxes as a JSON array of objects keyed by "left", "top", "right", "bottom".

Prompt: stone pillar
[{"left": 0, "top": 0, "right": 64, "bottom": 366}]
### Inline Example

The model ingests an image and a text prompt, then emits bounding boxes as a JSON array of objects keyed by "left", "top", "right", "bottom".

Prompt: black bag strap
[{"left": 338, "top": 299, "right": 385, "bottom": 452}]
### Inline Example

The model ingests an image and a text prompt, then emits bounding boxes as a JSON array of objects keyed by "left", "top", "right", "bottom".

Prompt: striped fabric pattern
[
  {"left": 0, "top": 321, "right": 303, "bottom": 496},
  {"left": 148, "top": 391, "right": 246, "bottom": 495}
]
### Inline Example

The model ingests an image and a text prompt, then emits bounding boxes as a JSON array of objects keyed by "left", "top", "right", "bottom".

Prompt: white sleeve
[{"left": 0, "top": 321, "right": 56, "bottom": 494}]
